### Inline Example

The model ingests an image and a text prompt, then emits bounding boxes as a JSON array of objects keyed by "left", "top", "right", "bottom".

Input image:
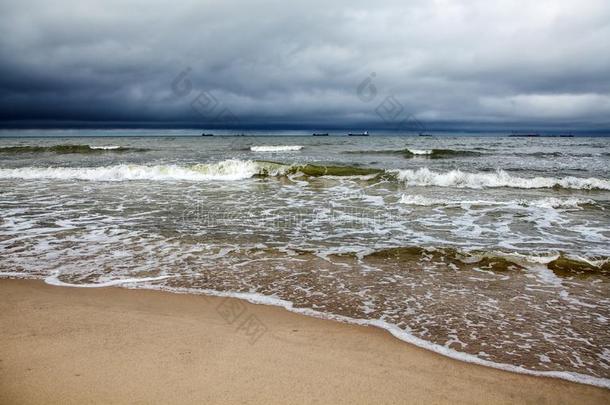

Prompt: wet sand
[{"left": 0, "top": 279, "right": 608, "bottom": 404}]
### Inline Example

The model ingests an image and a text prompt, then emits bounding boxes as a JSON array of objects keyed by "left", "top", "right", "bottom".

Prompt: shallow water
[{"left": 1, "top": 132, "right": 609, "bottom": 386}]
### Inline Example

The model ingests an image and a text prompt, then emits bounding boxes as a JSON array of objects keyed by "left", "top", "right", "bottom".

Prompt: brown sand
[{"left": 0, "top": 279, "right": 608, "bottom": 404}]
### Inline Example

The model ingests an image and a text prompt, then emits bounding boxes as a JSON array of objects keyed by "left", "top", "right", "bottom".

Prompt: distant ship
[
  {"left": 312, "top": 133, "right": 329, "bottom": 136},
  {"left": 201, "top": 132, "right": 214, "bottom": 136},
  {"left": 509, "top": 132, "right": 539, "bottom": 137},
  {"left": 348, "top": 131, "right": 369, "bottom": 136},
  {"left": 510, "top": 132, "right": 574, "bottom": 138},
  {"left": 418, "top": 132, "right": 432, "bottom": 137}
]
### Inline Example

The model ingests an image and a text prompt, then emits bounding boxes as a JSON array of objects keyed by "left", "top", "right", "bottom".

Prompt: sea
[{"left": 1, "top": 130, "right": 609, "bottom": 387}]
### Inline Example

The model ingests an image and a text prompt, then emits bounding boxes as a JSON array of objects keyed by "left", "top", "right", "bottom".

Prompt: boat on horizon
[
  {"left": 201, "top": 132, "right": 214, "bottom": 136},
  {"left": 348, "top": 131, "right": 369, "bottom": 136},
  {"left": 312, "top": 133, "right": 329, "bottom": 136},
  {"left": 509, "top": 132, "right": 539, "bottom": 137}
]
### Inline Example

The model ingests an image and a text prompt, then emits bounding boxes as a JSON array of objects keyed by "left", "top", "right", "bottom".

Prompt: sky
[{"left": 1, "top": 0, "right": 609, "bottom": 131}]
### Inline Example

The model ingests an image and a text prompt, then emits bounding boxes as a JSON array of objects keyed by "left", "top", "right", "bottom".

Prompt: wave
[
  {"left": 0, "top": 160, "right": 386, "bottom": 182},
  {"left": 513, "top": 151, "right": 605, "bottom": 158},
  {"left": 390, "top": 168, "right": 610, "bottom": 190},
  {"left": 524, "top": 197, "right": 601, "bottom": 209},
  {"left": 344, "top": 148, "right": 480, "bottom": 158},
  {"left": 405, "top": 148, "right": 481, "bottom": 158},
  {"left": 0, "top": 144, "right": 145, "bottom": 154},
  {"left": 250, "top": 145, "right": 303, "bottom": 152},
  {"left": 89, "top": 145, "right": 123, "bottom": 150},
  {"left": 287, "top": 164, "right": 381, "bottom": 177},
  {"left": 523, "top": 151, "right": 565, "bottom": 157},
  {"left": 0, "top": 160, "right": 287, "bottom": 182},
  {"left": 399, "top": 195, "right": 600, "bottom": 209},
  {"left": 407, "top": 148, "right": 433, "bottom": 155},
  {"left": 547, "top": 255, "right": 610, "bottom": 277},
  {"left": 2, "top": 160, "right": 608, "bottom": 189},
  {"left": 361, "top": 246, "right": 609, "bottom": 276}
]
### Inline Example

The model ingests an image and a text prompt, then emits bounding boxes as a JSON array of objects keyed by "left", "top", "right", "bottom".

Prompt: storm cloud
[{"left": 1, "top": 0, "right": 609, "bottom": 129}]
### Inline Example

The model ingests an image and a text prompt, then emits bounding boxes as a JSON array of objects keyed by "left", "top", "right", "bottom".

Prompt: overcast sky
[{"left": 1, "top": 0, "right": 609, "bottom": 129}]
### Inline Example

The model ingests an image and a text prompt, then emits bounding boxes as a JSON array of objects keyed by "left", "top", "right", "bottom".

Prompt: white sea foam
[
  {"left": 90, "top": 145, "right": 122, "bottom": 150},
  {"left": 398, "top": 195, "right": 483, "bottom": 206},
  {"left": 0, "top": 160, "right": 288, "bottom": 182},
  {"left": 399, "top": 194, "right": 599, "bottom": 208},
  {"left": 250, "top": 145, "right": 303, "bottom": 152},
  {"left": 45, "top": 273, "right": 171, "bottom": 287},
  {"left": 0, "top": 271, "right": 37, "bottom": 279},
  {"left": 407, "top": 148, "right": 433, "bottom": 155},
  {"left": 524, "top": 197, "right": 599, "bottom": 209},
  {"left": 392, "top": 168, "right": 610, "bottom": 190}
]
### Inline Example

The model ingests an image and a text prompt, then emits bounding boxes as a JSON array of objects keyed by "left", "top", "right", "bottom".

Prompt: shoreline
[
  {"left": 14, "top": 272, "right": 610, "bottom": 389},
  {"left": 132, "top": 282, "right": 610, "bottom": 389},
  {"left": 1, "top": 279, "right": 608, "bottom": 404}
]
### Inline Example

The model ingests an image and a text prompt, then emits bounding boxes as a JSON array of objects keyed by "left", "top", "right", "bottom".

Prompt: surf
[
  {"left": 390, "top": 167, "right": 610, "bottom": 190},
  {"left": 2, "top": 160, "right": 609, "bottom": 190},
  {"left": 250, "top": 145, "right": 303, "bottom": 152},
  {"left": 0, "top": 160, "right": 381, "bottom": 181},
  {"left": 0, "top": 144, "right": 145, "bottom": 154},
  {"left": 343, "top": 148, "right": 481, "bottom": 158}
]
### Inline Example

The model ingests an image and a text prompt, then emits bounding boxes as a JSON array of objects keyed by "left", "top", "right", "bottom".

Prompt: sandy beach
[{"left": 0, "top": 279, "right": 607, "bottom": 404}]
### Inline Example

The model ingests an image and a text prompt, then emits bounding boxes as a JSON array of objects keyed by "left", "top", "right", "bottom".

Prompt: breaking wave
[
  {"left": 89, "top": 145, "right": 123, "bottom": 150},
  {"left": 1, "top": 160, "right": 609, "bottom": 190},
  {"left": 0, "top": 160, "right": 383, "bottom": 182},
  {"left": 391, "top": 168, "right": 610, "bottom": 190},
  {"left": 0, "top": 160, "right": 287, "bottom": 182},
  {"left": 250, "top": 145, "right": 303, "bottom": 152}
]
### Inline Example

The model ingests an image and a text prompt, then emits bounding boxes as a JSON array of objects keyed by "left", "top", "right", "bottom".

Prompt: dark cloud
[{"left": 1, "top": 0, "right": 609, "bottom": 129}]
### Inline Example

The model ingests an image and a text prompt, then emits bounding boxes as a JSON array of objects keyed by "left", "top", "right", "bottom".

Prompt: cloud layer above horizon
[{"left": 1, "top": 0, "right": 609, "bottom": 128}]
